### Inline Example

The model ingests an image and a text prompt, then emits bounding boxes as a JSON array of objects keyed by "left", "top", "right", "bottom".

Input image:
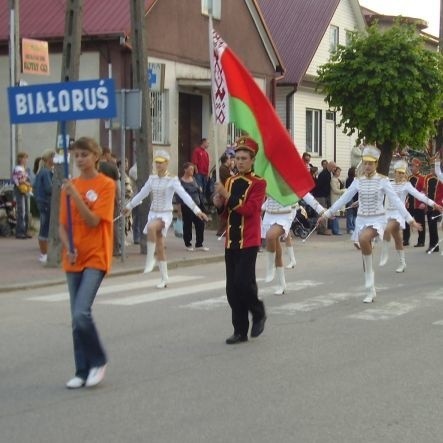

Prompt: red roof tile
[
  {"left": 0, "top": 0, "right": 157, "bottom": 42},
  {"left": 257, "top": 0, "right": 340, "bottom": 86}
]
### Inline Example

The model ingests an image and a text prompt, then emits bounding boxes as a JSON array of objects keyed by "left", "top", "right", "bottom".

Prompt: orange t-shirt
[{"left": 59, "top": 173, "right": 115, "bottom": 273}]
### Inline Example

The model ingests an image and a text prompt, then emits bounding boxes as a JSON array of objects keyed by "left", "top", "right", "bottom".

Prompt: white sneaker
[
  {"left": 186, "top": 246, "right": 194, "bottom": 251},
  {"left": 85, "top": 365, "right": 107, "bottom": 387},
  {"left": 38, "top": 254, "right": 47, "bottom": 263},
  {"left": 195, "top": 246, "right": 209, "bottom": 251},
  {"left": 66, "top": 376, "right": 85, "bottom": 389}
]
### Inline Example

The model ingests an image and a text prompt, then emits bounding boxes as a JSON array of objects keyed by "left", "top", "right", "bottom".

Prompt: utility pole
[
  {"left": 8, "top": 0, "right": 21, "bottom": 173},
  {"left": 47, "top": 0, "right": 84, "bottom": 266},
  {"left": 130, "top": 0, "right": 151, "bottom": 254},
  {"left": 437, "top": 0, "right": 443, "bottom": 155}
]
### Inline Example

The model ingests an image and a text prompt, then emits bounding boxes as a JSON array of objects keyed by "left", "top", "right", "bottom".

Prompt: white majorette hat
[
  {"left": 362, "top": 145, "right": 381, "bottom": 162},
  {"left": 153, "top": 149, "right": 170, "bottom": 163},
  {"left": 393, "top": 160, "right": 408, "bottom": 173}
]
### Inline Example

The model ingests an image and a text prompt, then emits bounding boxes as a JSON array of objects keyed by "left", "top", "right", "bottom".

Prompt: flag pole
[{"left": 208, "top": 2, "right": 220, "bottom": 183}]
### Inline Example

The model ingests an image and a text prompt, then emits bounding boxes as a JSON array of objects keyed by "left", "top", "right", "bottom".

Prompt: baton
[
  {"left": 427, "top": 239, "right": 442, "bottom": 254},
  {"left": 302, "top": 225, "right": 317, "bottom": 243},
  {"left": 113, "top": 213, "right": 124, "bottom": 222},
  {"left": 432, "top": 213, "right": 443, "bottom": 220},
  {"left": 217, "top": 230, "right": 226, "bottom": 241}
]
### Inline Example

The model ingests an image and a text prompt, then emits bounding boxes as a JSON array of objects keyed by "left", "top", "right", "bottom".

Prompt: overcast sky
[{"left": 360, "top": 0, "right": 440, "bottom": 37}]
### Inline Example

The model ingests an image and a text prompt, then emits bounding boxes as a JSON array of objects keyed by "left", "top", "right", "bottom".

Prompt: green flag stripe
[{"left": 229, "top": 97, "right": 299, "bottom": 206}]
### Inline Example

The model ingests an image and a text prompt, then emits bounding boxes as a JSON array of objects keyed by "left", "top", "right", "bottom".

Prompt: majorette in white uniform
[
  {"left": 379, "top": 159, "right": 439, "bottom": 272},
  {"left": 127, "top": 173, "right": 201, "bottom": 237},
  {"left": 262, "top": 192, "right": 324, "bottom": 294},
  {"left": 322, "top": 146, "right": 417, "bottom": 304},
  {"left": 125, "top": 150, "right": 205, "bottom": 288}
]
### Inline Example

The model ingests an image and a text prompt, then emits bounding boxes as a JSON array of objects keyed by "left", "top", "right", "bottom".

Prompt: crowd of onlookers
[{"left": 301, "top": 150, "right": 361, "bottom": 236}]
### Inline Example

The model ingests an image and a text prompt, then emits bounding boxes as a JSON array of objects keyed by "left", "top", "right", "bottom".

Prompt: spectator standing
[
  {"left": 59, "top": 137, "right": 115, "bottom": 389},
  {"left": 98, "top": 147, "right": 120, "bottom": 256},
  {"left": 350, "top": 144, "right": 363, "bottom": 168},
  {"left": 34, "top": 149, "right": 56, "bottom": 263},
  {"left": 178, "top": 162, "right": 208, "bottom": 251},
  {"left": 191, "top": 138, "right": 210, "bottom": 202},
  {"left": 345, "top": 166, "right": 358, "bottom": 234},
  {"left": 424, "top": 166, "right": 440, "bottom": 253},
  {"left": 213, "top": 136, "right": 267, "bottom": 345},
  {"left": 302, "top": 152, "right": 312, "bottom": 171},
  {"left": 314, "top": 160, "right": 336, "bottom": 234},
  {"left": 12, "top": 151, "right": 32, "bottom": 239},
  {"left": 330, "top": 166, "right": 345, "bottom": 235},
  {"left": 128, "top": 162, "right": 141, "bottom": 244}
]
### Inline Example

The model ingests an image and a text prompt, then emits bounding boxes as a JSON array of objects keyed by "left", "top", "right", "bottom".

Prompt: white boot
[
  {"left": 274, "top": 267, "right": 286, "bottom": 295},
  {"left": 285, "top": 246, "right": 296, "bottom": 269},
  {"left": 379, "top": 240, "right": 389, "bottom": 266},
  {"left": 395, "top": 250, "right": 406, "bottom": 273},
  {"left": 156, "top": 261, "right": 169, "bottom": 289},
  {"left": 265, "top": 251, "right": 276, "bottom": 282},
  {"left": 144, "top": 242, "right": 156, "bottom": 273},
  {"left": 362, "top": 254, "right": 376, "bottom": 303}
]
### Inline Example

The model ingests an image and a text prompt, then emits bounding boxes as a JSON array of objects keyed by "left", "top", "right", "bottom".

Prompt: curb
[{"left": 0, "top": 254, "right": 225, "bottom": 293}]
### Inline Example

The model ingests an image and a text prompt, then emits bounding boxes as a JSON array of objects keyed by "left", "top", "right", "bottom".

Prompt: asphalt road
[{"left": 2, "top": 237, "right": 443, "bottom": 443}]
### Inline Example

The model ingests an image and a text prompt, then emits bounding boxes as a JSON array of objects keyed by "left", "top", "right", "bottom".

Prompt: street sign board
[
  {"left": 147, "top": 63, "right": 165, "bottom": 92},
  {"left": 7, "top": 78, "right": 117, "bottom": 124}
]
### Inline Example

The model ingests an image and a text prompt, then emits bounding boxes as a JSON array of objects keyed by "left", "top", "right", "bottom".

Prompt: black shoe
[
  {"left": 403, "top": 241, "right": 409, "bottom": 246},
  {"left": 225, "top": 334, "right": 248, "bottom": 345},
  {"left": 426, "top": 246, "right": 439, "bottom": 253},
  {"left": 16, "top": 234, "right": 27, "bottom": 239},
  {"left": 251, "top": 315, "right": 267, "bottom": 338},
  {"left": 414, "top": 243, "right": 424, "bottom": 247}
]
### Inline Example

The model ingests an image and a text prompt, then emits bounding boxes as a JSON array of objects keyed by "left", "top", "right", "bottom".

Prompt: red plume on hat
[{"left": 234, "top": 136, "right": 259, "bottom": 155}]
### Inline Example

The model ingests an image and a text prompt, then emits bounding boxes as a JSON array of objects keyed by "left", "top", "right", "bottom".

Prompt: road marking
[
  {"left": 182, "top": 280, "right": 324, "bottom": 310},
  {"left": 432, "top": 320, "right": 443, "bottom": 326},
  {"left": 100, "top": 280, "right": 226, "bottom": 306},
  {"left": 426, "top": 288, "right": 443, "bottom": 301},
  {"left": 348, "top": 300, "right": 420, "bottom": 321},
  {"left": 268, "top": 291, "right": 361, "bottom": 315},
  {"left": 26, "top": 275, "right": 201, "bottom": 302}
]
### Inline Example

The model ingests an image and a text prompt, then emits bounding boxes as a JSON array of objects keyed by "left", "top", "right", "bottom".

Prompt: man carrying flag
[{"left": 213, "top": 136, "right": 266, "bottom": 344}]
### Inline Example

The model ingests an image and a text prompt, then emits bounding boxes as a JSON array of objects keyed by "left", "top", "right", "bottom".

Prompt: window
[
  {"left": 202, "top": 0, "right": 221, "bottom": 19},
  {"left": 329, "top": 25, "right": 339, "bottom": 53},
  {"left": 345, "top": 30, "right": 353, "bottom": 46},
  {"left": 326, "top": 110, "right": 335, "bottom": 121},
  {"left": 227, "top": 123, "right": 246, "bottom": 145},
  {"left": 150, "top": 90, "right": 169, "bottom": 144},
  {"left": 306, "top": 109, "right": 322, "bottom": 155}
]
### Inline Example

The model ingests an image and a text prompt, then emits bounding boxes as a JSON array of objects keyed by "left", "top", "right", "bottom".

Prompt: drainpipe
[
  {"left": 285, "top": 84, "right": 298, "bottom": 134},
  {"left": 333, "top": 111, "right": 337, "bottom": 162}
]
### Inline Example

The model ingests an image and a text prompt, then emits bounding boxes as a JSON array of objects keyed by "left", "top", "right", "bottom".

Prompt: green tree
[{"left": 317, "top": 23, "right": 443, "bottom": 174}]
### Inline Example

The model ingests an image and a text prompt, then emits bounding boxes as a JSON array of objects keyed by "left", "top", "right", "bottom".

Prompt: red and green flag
[{"left": 211, "top": 30, "right": 314, "bottom": 205}]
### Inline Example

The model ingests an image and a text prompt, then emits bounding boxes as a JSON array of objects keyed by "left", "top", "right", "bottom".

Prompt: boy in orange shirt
[{"left": 59, "top": 137, "right": 115, "bottom": 389}]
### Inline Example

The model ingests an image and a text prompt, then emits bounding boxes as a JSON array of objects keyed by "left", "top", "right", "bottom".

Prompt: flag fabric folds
[{"left": 211, "top": 30, "right": 314, "bottom": 206}]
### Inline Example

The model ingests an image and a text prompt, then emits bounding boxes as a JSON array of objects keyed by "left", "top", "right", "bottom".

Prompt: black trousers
[
  {"left": 427, "top": 209, "right": 439, "bottom": 249},
  {"left": 225, "top": 247, "right": 265, "bottom": 337},
  {"left": 403, "top": 208, "right": 426, "bottom": 245},
  {"left": 181, "top": 204, "right": 205, "bottom": 248}
]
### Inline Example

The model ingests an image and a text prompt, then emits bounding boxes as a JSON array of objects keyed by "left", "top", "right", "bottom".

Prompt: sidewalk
[{"left": 0, "top": 228, "right": 226, "bottom": 292}]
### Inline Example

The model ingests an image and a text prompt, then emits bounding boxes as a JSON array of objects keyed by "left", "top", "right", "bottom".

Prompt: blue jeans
[
  {"left": 37, "top": 201, "right": 50, "bottom": 240},
  {"left": 346, "top": 208, "right": 357, "bottom": 233},
  {"left": 132, "top": 205, "right": 141, "bottom": 244},
  {"left": 66, "top": 269, "right": 107, "bottom": 379},
  {"left": 14, "top": 187, "right": 29, "bottom": 237}
]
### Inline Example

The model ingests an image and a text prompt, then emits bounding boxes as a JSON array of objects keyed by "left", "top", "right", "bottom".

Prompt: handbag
[
  {"left": 173, "top": 218, "right": 183, "bottom": 238},
  {"left": 18, "top": 182, "right": 32, "bottom": 195}
]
